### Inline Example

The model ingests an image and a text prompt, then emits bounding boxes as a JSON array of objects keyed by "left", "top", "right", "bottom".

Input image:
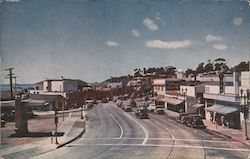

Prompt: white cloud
[
  {"left": 213, "top": 44, "right": 227, "bottom": 50},
  {"left": 233, "top": 17, "right": 243, "bottom": 26},
  {"left": 106, "top": 41, "right": 119, "bottom": 47},
  {"left": 145, "top": 40, "right": 192, "bottom": 49},
  {"left": 206, "top": 35, "right": 222, "bottom": 42},
  {"left": 131, "top": 29, "right": 140, "bottom": 37},
  {"left": 143, "top": 17, "right": 158, "bottom": 31}
]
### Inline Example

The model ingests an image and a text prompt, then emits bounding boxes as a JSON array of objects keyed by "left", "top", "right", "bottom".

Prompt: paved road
[{"left": 33, "top": 102, "right": 250, "bottom": 159}]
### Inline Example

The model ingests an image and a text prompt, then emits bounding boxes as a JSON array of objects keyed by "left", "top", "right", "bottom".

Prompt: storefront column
[{"left": 205, "top": 99, "right": 209, "bottom": 120}]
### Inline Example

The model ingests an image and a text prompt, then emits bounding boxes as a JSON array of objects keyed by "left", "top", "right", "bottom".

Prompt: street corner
[{"left": 56, "top": 117, "right": 86, "bottom": 149}]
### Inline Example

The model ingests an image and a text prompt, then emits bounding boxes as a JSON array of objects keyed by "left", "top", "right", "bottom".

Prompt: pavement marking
[
  {"left": 80, "top": 137, "right": 242, "bottom": 144},
  {"left": 153, "top": 120, "right": 175, "bottom": 140},
  {"left": 124, "top": 112, "right": 149, "bottom": 145},
  {"left": 67, "top": 143, "right": 250, "bottom": 152},
  {"left": 109, "top": 113, "right": 123, "bottom": 139}
]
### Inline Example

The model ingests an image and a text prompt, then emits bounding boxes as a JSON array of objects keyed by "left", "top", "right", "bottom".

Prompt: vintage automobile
[
  {"left": 130, "top": 100, "right": 137, "bottom": 108},
  {"left": 154, "top": 105, "right": 165, "bottom": 114},
  {"left": 116, "top": 100, "right": 123, "bottom": 107},
  {"left": 124, "top": 104, "right": 132, "bottom": 112},
  {"left": 186, "top": 114, "right": 205, "bottom": 128},
  {"left": 1, "top": 113, "right": 7, "bottom": 127},
  {"left": 135, "top": 108, "right": 149, "bottom": 119},
  {"left": 176, "top": 113, "right": 190, "bottom": 124}
]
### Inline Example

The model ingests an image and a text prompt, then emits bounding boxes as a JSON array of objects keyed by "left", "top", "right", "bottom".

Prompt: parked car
[
  {"left": 130, "top": 100, "right": 137, "bottom": 108},
  {"left": 116, "top": 100, "right": 123, "bottom": 107},
  {"left": 154, "top": 105, "right": 165, "bottom": 114},
  {"left": 1, "top": 113, "right": 7, "bottom": 127},
  {"left": 86, "top": 99, "right": 94, "bottom": 108},
  {"left": 102, "top": 98, "right": 108, "bottom": 103},
  {"left": 186, "top": 114, "right": 205, "bottom": 128},
  {"left": 124, "top": 104, "right": 132, "bottom": 112},
  {"left": 135, "top": 108, "right": 149, "bottom": 119},
  {"left": 176, "top": 113, "right": 189, "bottom": 124},
  {"left": 148, "top": 103, "right": 156, "bottom": 112}
]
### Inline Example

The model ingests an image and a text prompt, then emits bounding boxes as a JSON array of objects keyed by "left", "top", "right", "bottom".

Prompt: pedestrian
[{"left": 221, "top": 116, "right": 225, "bottom": 128}]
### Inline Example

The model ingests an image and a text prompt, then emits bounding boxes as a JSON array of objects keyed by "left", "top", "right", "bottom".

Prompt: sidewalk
[
  {"left": 164, "top": 109, "right": 250, "bottom": 145},
  {"left": 203, "top": 120, "right": 250, "bottom": 145},
  {"left": 1, "top": 114, "right": 86, "bottom": 159}
]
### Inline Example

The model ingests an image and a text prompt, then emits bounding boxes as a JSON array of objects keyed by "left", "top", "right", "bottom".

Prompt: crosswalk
[{"left": 71, "top": 137, "right": 250, "bottom": 152}]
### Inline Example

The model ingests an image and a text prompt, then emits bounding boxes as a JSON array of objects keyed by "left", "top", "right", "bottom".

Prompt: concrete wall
[
  {"left": 107, "top": 82, "right": 122, "bottom": 88},
  {"left": 43, "top": 81, "right": 48, "bottom": 91},
  {"left": 63, "top": 80, "right": 78, "bottom": 92},
  {"left": 51, "top": 81, "right": 63, "bottom": 92},
  {"left": 205, "top": 85, "right": 220, "bottom": 94},
  {"left": 241, "top": 71, "right": 250, "bottom": 89},
  {"left": 153, "top": 79, "right": 166, "bottom": 96},
  {"left": 180, "top": 86, "right": 196, "bottom": 97},
  {"left": 224, "top": 86, "right": 235, "bottom": 94}
]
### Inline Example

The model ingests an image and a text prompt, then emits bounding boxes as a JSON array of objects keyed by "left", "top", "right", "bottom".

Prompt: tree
[
  {"left": 185, "top": 68, "right": 195, "bottom": 77},
  {"left": 234, "top": 61, "right": 249, "bottom": 72},
  {"left": 196, "top": 62, "right": 204, "bottom": 74},
  {"left": 204, "top": 62, "right": 213, "bottom": 73},
  {"left": 213, "top": 58, "right": 229, "bottom": 72},
  {"left": 165, "top": 66, "right": 176, "bottom": 77}
]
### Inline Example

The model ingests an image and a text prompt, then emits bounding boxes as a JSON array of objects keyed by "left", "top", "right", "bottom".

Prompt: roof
[
  {"left": 29, "top": 94, "right": 64, "bottom": 103},
  {"left": 156, "top": 96, "right": 183, "bottom": 105},
  {"left": 1, "top": 99, "right": 47, "bottom": 108},
  {"left": 207, "top": 104, "right": 238, "bottom": 115},
  {"left": 192, "top": 103, "right": 204, "bottom": 108},
  {"left": 33, "top": 79, "right": 88, "bottom": 86}
]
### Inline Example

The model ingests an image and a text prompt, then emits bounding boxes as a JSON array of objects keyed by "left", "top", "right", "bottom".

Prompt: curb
[
  {"left": 205, "top": 128, "right": 250, "bottom": 146},
  {"left": 57, "top": 121, "right": 85, "bottom": 149}
]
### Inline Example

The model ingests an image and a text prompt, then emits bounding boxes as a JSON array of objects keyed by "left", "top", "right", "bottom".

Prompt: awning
[
  {"left": 160, "top": 97, "right": 183, "bottom": 105},
  {"left": 192, "top": 103, "right": 204, "bottom": 108},
  {"left": 207, "top": 104, "right": 224, "bottom": 112},
  {"left": 215, "top": 106, "right": 238, "bottom": 115},
  {"left": 207, "top": 104, "right": 238, "bottom": 115}
]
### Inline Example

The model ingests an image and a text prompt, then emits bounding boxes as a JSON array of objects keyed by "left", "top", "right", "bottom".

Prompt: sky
[{"left": 1, "top": 0, "right": 250, "bottom": 84}]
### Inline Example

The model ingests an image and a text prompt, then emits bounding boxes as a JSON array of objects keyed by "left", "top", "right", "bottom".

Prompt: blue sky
[{"left": 1, "top": 0, "right": 250, "bottom": 83}]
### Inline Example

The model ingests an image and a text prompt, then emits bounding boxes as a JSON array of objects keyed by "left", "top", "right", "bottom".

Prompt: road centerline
[
  {"left": 124, "top": 112, "right": 149, "bottom": 145},
  {"left": 109, "top": 113, "right": 123, "bottom": 139}
]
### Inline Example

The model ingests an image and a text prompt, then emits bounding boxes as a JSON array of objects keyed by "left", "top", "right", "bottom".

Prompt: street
[{"left": 33, "top": 102, "right": 250, "bottom": 159}]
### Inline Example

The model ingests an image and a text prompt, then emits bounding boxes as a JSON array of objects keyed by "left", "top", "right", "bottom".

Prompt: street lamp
[
  {"left": 240, "top": 88, "right": 249, "bottom": 140},
  {"left": 54, "top": 104, "right": 59, "bottom": 144},
  {"left": 81, "top": 101, "right": 84, "bottom": 119},
  {"left": 182, "top": 88, "right": 187, "bottom": 113}
]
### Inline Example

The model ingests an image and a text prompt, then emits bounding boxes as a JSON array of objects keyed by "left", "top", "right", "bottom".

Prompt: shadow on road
[{"left": 8, "top": 132, "right": 64, "bottom": 138}]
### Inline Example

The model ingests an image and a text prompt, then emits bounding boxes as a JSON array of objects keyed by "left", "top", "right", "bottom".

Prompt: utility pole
[
  {"left": 12, "top": 76, "right": 18, "bottom": 93},
  {"left": 5, "top": 68, "right": 14, "bottom": 99}
]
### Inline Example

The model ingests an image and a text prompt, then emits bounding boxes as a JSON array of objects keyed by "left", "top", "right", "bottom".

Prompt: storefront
[
  {"left": 207, "top": 103, "right": 240, "bottom": 129},
  {"left": 159, "top": 97, "right": 184, "bottom": 113}
]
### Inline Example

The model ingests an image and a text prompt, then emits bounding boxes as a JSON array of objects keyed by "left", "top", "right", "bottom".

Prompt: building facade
[{"left": 203, "top": 72, "right": 241, "bottom": 129}]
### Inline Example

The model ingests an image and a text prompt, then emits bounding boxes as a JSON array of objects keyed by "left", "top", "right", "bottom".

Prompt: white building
[
  {"left": 203, "top": 72, "right": 241, "bottom": 129},
  {"left": 30, "top": 78, "right": 80, "bottom": 97},
  {"left": 43, "top": 79, "right": 77, "bottom": 92},
  {"left": 107, "top": 82, "right": 122, "bottom": 89},
  {"left": 153, "top": 79, "right": 166, "bottom": 96},
  {"left": 177, "top": 69, "right": 184, "bottom": 79},
  {"left": 196, "top": 72, "right": 234, "bottom": 83}
]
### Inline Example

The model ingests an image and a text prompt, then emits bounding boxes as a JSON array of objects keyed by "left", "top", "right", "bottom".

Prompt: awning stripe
[
  {"left": 159, "top": 97, "right": 183, "bottom": 105},
  {"left": 207, "top": 104, "right": 238, "bottom": 115},
  {"left": 192, "top": 103, "right": 204, "bottom": 108}
]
